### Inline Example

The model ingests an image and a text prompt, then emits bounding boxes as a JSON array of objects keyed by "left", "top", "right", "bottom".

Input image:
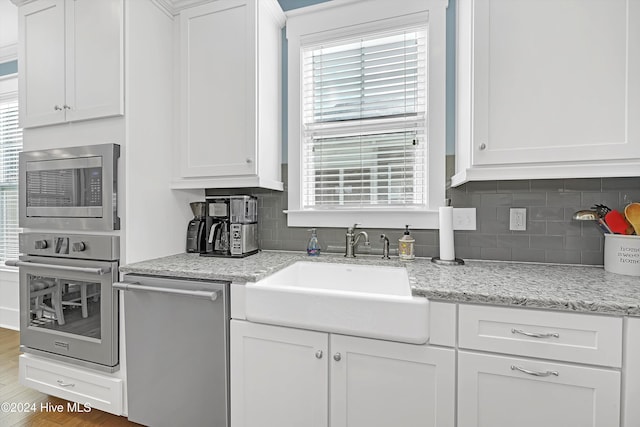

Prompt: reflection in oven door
[{"left": 27, "top": 274, "right": 102, "bottom": 339}]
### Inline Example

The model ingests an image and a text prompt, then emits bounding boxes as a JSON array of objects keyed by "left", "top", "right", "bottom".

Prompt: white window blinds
[
  {"left": 302, "top": 28, "right": 427, "bottom": 208},
  {"left": 0, "top": 97, "right": 22, "bottom": 262}
]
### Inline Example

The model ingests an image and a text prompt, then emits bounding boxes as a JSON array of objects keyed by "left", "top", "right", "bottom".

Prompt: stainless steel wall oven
[
  {"left": 19, "top": 144, "right": 120, "bottom": 231},
  {"left": 7, "top": 233, "right": 120, "bottom": 371}
]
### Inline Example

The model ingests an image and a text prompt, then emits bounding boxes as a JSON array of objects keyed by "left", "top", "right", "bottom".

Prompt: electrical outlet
[
  {"left": 510, "top": 208, "right": 527, "bottom": 231},
  {"left": 452, "top": 208, "right": 476, "bottom": 230}
]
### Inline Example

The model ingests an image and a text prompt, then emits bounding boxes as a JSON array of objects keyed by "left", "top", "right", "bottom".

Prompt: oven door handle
[
  {"left": 113, "top": 281, "right": 220, "bottom": 302},
  {"left": 5, "top": 260, "right": 111, "bottom": 275}
]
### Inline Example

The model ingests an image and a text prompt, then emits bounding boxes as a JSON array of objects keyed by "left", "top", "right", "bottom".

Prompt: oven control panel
[{"left": 19, "top": 233, "right": 119, "bottom": 261}]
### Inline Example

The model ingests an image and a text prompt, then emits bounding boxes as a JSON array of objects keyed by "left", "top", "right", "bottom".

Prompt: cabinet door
[
  {"left": 19, "top": 0, "right": 66, "bottom": 128},
  {"left": 330, "top": 334, "right": 455, "bottom": 427},
  {"left": 230, "top": 320, "right": 328, "bottom": 427},
  {"left": 65, "top": 0, "right": 123, "bottom": 122},
  {"left": 458, "top": 351, "right": 621, "bottom": 427},
  {"left": 179, "top": 0, "right": 257, "bottom": 179},
  {"left": 470, "top": 0, "right": 640, "bottom": 166}
]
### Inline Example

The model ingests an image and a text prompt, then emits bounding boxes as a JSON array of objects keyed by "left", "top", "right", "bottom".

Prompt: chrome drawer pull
[
  {"left": 56, "top": 379, "right": 76, "bottom": 387},
  {"left": 511, "top": 328, "right": 559, "bottom": 339},
  {"left": 511, "top": 365, "right": 559, "bottom": 377}
]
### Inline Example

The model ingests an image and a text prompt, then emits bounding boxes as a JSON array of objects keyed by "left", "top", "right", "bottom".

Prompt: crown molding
[
  {"left": 152, "top": 0, "right": 217, "bottom": 15},
  {"left": 11, "top": 0, "right": 286, "bottom": 19},
  {"left": 154, "top": 0, "right": 285, "bottom": 17},
  {"left": 10, "top": 0, "right": 34, "bottom": 6}
]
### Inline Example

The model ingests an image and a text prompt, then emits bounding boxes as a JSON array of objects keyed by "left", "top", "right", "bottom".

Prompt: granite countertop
[{"left": 120, "top": 251, "right": 640, "bottom": 317}]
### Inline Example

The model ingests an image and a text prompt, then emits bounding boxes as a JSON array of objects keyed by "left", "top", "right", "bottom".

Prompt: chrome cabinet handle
[
  {"left": 315, "top": 350, "right": 323, "bottom": 359},
  {"left": 56, "top": 379, "right": 75, "bottom": 387},
  {"left": 511, "top": 365, "right": 559, "bottom": 377},
  {"left": 54, "top": 105, "right": 63, "bottom": 111},
  {"left": 479, "top": 143, "right": 487, "bottom": 150},
  {"left": 63, "top": 104, "right": 71, "bottom": 110},
  {"left": 511, "top": 328, "right": 559, "bottom": 339},
  {"left": 333, "top": 353, "right": 342, "bottom": 362}
]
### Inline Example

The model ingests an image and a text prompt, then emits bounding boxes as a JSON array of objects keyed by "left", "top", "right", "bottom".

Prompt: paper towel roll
[{"left": 439, "top": 207, "right": 455, "bottom": 261}]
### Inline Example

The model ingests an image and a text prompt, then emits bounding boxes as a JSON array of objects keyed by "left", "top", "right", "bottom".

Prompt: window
[
  {"left": 0, "top": 88, "right": 22, "bottom": 263},
  {"left": 302, "top": 29, "right": 426, "bottom": 208},
  {"left": 286, "top": 0, "right": 447, "bottom": 228}
]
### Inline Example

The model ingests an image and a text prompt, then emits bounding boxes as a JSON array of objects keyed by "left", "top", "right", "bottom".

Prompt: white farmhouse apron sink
[{"left": 245, "top": 261, "right": 429, "bottom": 344}]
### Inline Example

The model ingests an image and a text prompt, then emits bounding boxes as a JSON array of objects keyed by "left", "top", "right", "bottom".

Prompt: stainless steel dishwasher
[{"left": 115, "top": 274, "right": 230, "bottom": 427}]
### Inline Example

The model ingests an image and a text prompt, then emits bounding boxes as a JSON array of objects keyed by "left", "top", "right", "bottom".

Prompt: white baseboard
[{"left": 0, "top": 306, "right": 19, "bottom": 331}]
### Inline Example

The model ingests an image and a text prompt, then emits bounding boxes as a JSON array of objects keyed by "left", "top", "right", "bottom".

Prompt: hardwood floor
[{"left": 0, "top": 328, "right": 140, "bottom": 426}]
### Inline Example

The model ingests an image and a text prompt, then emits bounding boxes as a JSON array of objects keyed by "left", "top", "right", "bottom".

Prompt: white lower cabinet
[
  {"left": 456, "top": 303, "right": 623, "bottom": 427},
  {"left": 457, "top": 351, "right": 621, "bottom": 427},
  {"left": 19, "top": 354, "right": 123, "bottom": 415},
  {"left": 230, "top": 320, "right": 329, "bottom": 427},
  {"left": 329, "top": 334, "right": 455, "bottom": 427},
  {"left": 230, "top": 320, "right": 455, "bottom": 427}
]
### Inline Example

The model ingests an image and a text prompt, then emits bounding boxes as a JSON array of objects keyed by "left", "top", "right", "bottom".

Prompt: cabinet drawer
[
  {"left": 19, "top": 354, "right": 123, "bottom": 415},
  {"left": 458, "top": 305, "right": 622, "bottom": 367},
  {"left": 458, "top": 351, "right": 621, "bottom": 427}
]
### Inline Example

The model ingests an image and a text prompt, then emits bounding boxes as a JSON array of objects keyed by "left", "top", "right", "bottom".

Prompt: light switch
[
  {"left": 510, "top": 208, "right": 527, "bottom": 231},
  {"left": 453, "top": 208, "right": 476, "bottom": 230}
]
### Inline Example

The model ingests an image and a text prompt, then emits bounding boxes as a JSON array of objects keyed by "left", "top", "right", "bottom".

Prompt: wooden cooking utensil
[{"left": 624, "top": 203, "right": 640, "bottom": 235}]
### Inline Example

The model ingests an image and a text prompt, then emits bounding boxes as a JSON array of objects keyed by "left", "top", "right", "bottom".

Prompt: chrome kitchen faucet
[{"left": 344, "top": 224, "right": 370, "bottom": 257}]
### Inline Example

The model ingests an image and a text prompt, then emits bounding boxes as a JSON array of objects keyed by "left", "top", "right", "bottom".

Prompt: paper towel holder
[
  {"left": 432, "top": 199, "right": 465, "bottom": 265},
  {"left": 431, "top": 256, "right": 465, "bottom": 266}
]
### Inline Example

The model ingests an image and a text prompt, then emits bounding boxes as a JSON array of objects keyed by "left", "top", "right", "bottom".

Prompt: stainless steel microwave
[{"left": 19, "top": 144, "right": 120, "bottom": 231}]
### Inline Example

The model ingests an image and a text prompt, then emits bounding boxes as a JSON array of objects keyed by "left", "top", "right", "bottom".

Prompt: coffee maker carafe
[
  {"left": 208, "top": 219, "right": 230, "bottom": 253},
  {"left": 186, "top": 202, "right": 212, "bottom": 253}
]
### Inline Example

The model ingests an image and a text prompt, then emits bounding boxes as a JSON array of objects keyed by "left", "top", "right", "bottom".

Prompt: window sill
[{"left": 284, "top": 209, "right": 439, "bottom": 229}]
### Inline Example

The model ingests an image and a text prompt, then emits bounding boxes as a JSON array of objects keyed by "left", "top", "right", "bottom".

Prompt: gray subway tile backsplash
[
  {"left": 218, "top": 164, "right": 639, "bottom": 266},
  {"left": 581, "top": 192, "right": 620, "bottom": 209},
  {"left": 530, "top": 235, "right": 565, "bottom": 250},
  {"left": 545, "top": 249, "right": 582, "bottom": 265},
  {"left": 496, "top": 234, "right": 530, "bottom": 249},
  {"left": 564, "top": 178, "right": 602, "bottom": 192}
]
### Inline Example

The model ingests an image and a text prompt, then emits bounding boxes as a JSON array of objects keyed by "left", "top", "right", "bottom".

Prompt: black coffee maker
[{"left": 186, "top": 202, "right": 211, "bottom": 253}]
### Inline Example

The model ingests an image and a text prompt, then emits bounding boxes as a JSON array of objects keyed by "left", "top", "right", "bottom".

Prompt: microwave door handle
[{"left": 5, "top": 260, "right": 110, "bottom": 275}]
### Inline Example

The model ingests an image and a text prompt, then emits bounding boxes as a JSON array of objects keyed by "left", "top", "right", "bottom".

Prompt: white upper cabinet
[
  {"left": 18, "top": 0, "right": 124, "bottom": 128},
  {"left": 454, "top": 0, "right": 640, "bottom": 185},
  {"left": 173, "top": 0, "right": 284, "bottom": 190}
]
